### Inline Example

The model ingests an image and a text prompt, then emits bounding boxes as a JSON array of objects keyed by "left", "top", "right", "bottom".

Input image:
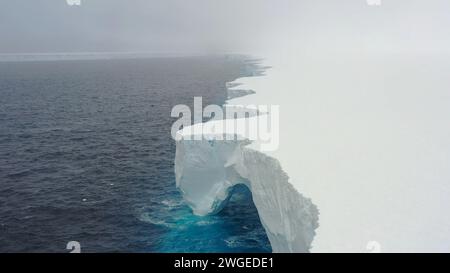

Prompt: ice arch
[{"left": 175, "top": 137, "right": 319, "bottom": 252}]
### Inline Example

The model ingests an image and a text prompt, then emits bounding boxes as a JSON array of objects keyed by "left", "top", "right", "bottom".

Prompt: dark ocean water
[{"left": 0, "top": 57, "right": 271, "bottom": 253}]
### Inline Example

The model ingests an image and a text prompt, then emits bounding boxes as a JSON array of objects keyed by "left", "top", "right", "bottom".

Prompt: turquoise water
[{"left": 155, "top": 185, "right": 271, "bottom": 253}]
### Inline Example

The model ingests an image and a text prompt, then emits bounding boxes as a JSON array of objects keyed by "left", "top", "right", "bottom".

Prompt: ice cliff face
[
  {"left": 173, "top": 59, "right": 319, "bottom": 252},
  {"left": 175, "top": 135, "right": 319, "bottom": 252}
]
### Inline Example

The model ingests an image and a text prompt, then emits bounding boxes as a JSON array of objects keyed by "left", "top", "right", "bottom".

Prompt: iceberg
[
  {"left": 175, "top": 1, "right": 450, "bottom": 253},
  {"left": 175, "top": 51, "right": 450, "bottom": 253}
]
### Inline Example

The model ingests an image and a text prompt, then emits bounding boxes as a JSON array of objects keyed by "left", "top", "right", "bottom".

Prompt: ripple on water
[{"left": 0, "top": 57, "right": 271, "bottom": 253}]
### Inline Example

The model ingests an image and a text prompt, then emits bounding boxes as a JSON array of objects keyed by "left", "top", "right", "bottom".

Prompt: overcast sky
[
  {"left": 0, "top": 0, "right": 277, "bottom": 54},
  {"left": 1, "top": 0, "right": 450, "bottom": 55}
]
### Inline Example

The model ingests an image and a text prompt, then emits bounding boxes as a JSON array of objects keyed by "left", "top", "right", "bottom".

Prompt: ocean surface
[{"left": 0, "top": 56, "right": 271, "bottom": 253}]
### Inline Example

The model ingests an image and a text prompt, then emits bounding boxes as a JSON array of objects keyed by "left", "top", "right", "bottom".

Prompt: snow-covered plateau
[{"left": 175, "top": 1, "right": 450, "bottom": 252}]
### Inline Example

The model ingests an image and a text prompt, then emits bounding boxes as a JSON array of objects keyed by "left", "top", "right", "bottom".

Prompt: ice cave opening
[{"left": 215, "top": 183, "right": 272, "bottom": 252}]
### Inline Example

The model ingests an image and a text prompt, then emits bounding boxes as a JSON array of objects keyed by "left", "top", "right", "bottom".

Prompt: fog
[
  {"left": 2, "top": 0, "right": 450, "bottom": 55},
  {"left": 0, "top": 0, "right": 276, "bottom": 54}
]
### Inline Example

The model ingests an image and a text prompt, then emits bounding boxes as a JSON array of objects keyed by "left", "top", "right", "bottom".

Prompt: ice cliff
[
  {"left": 175, "top": 137, "right": 318, "bottom": 252},
  {"left": 174, "top": 74, "right": 319, "bottom": 252}
]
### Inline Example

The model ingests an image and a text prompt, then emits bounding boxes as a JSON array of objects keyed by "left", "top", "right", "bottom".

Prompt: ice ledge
[
  {"left": 175, "top": 137, "right": 319, "bottom": 252},
  {"left": 173, "top": 58, "right": 318, "bottom": 252}
]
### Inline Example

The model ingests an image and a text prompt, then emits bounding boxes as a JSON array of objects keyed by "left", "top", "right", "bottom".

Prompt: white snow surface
[{"left": 175, "top": 1, "right": 450, "bottom": 252}]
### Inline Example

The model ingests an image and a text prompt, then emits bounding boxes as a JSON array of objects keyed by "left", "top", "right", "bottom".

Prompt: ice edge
[{"left": 174, "top": 57, "right": 319, "bottom": 253}]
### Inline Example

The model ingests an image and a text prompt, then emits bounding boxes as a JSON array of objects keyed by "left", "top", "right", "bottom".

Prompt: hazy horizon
[{"left": 2, "top": 0, "right": 450, "bottom": 56}]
